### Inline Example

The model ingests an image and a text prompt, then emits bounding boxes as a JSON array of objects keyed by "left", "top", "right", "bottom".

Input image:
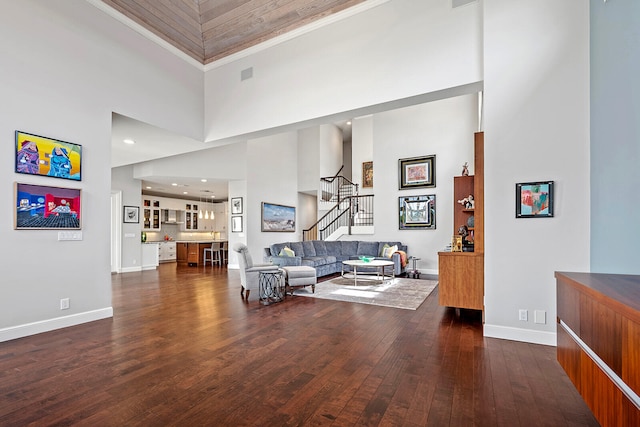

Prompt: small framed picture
[
  {"left": 362, "top": 161, "right": 373, "bottom": 188},
  {"left": 399, "top": 155, "right": 436, "bottom": 189},
  {"left": 231, "top": 197, "right": 243, "bottom": 214},
  {"left": 516, "top": 181, "right": 554, "bottom": 218},
  {"left": 123, "top": 206, "right": 140, "bottom": 223},
  {"left": 231, "top": 215, "right": 243, "bottom": 232}
]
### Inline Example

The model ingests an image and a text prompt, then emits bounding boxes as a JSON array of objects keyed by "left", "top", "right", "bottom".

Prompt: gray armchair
[{"left": 233, "top": 243, "right": 279, "bottom": 300}]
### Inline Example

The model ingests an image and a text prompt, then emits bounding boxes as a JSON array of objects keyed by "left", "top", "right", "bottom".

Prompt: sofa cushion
[
  {"left": 279, "top": 246, "right": 295, "bottom": 257},
  {"left": 313, "top": 240, "right": 328, "bottom": 255},
  {"left": 341, "top": 241, "right": 358, "bottom": 255},
  {"left": 301, "top": 256, "right": 336, "bottom": 267},
  {"left": 290, "top": 241, "right": 304, "bottom": 257},
  {"left": 270, "top": 242, "right": 290, "bottom": 257},
  {"left": 378, "top": 242, "right": 402, "bottom": 256},
  {"left": 302, "top": 240, "right": 316, "bottom": 257},
  {"left": 382, "top": 245, "right": 398, "bottom": 258},
  {"left": 323, "top": 241, "right": 342, "bottom": 256},
  {"left": 357, "top": 241, "right": 379, "bottom": 256}
]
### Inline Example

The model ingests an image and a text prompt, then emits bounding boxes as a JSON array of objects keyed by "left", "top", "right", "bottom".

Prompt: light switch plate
[{"left": 58, "top": 231, "right": 82, "bottom": 241}]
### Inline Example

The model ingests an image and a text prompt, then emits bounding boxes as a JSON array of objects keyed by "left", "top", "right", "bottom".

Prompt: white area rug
[{"left": 292, "top": 276, "right": 438, "bottom": 310}]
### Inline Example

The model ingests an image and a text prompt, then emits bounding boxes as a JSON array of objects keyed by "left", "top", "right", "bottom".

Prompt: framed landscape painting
[
  {"left": 14, "top": 182, "right": 81, "bottom": 229},
  {"left": 15, "top": 131, "right": 82, "bottom": 181},
  {"left": 399, "top": 155, "right": 435, "bottom": 189},
  {"left": 516, "top": 181, "right": 554, "bottom": 218},
  {"left": 398, "top": 194, "right": 436, "bottom": 229},
  {"left": 261, "top": 202, "right": 295, "bottom": 232}
]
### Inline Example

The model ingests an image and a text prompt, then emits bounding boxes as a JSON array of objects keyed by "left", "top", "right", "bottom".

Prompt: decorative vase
[{"left": 467, "top": 215, "right": 474, "bottom": 228}]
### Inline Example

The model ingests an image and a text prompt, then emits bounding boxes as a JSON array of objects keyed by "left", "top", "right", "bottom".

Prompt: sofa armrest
[{"left": 268, "top": 256, "right": 302, "bottom": 267}]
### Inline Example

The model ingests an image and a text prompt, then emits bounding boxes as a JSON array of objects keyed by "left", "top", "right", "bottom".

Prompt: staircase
[{"left": 303, "top": 167, "right": 374, "bottom": 241}]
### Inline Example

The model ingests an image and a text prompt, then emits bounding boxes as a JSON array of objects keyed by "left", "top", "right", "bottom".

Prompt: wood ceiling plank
[
  {"left": 202, "top": 0, "right": 362, "bottom": 62},
  {"left": 101, "top": 0, "right": 365, "bottom": 65},
  {"left": 102, "top": 0, "right": 204, "bottom": 59}
]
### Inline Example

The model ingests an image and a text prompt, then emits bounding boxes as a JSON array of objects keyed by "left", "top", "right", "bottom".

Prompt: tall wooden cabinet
[{"left": 438, "top": 132, "right": 484, "bottom": 311}]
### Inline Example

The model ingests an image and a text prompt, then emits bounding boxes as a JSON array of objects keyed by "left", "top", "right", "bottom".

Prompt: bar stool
[
  {"left": 220, "top": 241, "right": 228, "bottom": 264},
  {"left": 203, "top": 242, "right": 222, "bottom": 265}
]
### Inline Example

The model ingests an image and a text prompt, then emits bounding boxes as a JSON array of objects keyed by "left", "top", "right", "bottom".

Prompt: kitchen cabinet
[
  {"left": 142, "top": 198, "right": 161, "bottom": 231},
  {"left": 176, "top": 242, "right": 187, "bottom": 263},
  {"left": 158, "top": 241, "right": 176, "bottom": 262},
  {"left": 142, "top": 243, "right": 159, "bottom": 270},
  {"left": 187, "top": 242, "right": 199, "bottom": 265}
]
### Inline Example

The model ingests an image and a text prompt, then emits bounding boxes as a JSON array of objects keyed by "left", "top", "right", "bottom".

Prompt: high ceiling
[{"left": 100, "top": 0, "right": 366, "bottom": 65}]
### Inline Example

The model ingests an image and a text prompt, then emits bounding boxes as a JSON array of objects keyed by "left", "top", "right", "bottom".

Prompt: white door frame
[{"left": 111, "top": 190, "right": 122, "bottom": 273}]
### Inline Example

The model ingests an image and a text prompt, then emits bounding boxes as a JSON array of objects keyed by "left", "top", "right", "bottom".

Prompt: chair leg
[{"left": 245, "top": 289, "right": 250, "bottom": 300}]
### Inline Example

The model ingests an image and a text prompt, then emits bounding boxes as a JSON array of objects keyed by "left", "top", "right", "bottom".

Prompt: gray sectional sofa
[{"left": 264, "top": 240, "right": 408, "bottom": 278}]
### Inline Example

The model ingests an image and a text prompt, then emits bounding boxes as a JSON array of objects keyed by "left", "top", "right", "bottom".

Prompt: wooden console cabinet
[
  {"left": 556, "top": 272, "right": 640, "bottom": 426},
  {"left": 438, "top": 132, "right": 484, "bottom": 311}
]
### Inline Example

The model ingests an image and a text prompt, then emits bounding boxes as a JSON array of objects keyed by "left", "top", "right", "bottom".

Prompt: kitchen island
[{"left": 175, "top": 240, "right": 227, "bottom": 266}]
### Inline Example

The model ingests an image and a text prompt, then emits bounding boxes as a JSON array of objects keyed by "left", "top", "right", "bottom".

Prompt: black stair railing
[{"left": 303, "top": 195, "right": 374, "bottom": 241}]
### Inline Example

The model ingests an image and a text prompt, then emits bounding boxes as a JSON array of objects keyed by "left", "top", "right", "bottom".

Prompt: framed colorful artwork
[
  {"left": 123, "top": 206, "right": 140, "bottom": 223},
  {"left": 261, "top": 202, "right": 295, "bottom": 232},
  {"left": 362, "top": 161, "right": 373, "bottom": 188},
  {"left": 516, "top": 181, "right": 554, "bottom": 218},
  {"left": 399, "top": 155, "right": 435, "bottom": 189},
  {"left": 398, "top": 194, "right": 436, "bottom": 229},
  {"left": 15, "top": 130, "right": 82, "bottom": 181},
  {"left": 14, "top": 182, "right": 81, "bottom": 229}
]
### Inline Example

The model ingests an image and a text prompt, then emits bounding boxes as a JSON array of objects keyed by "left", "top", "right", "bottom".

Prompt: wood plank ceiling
[{"left": 100, "top": 0, "right": 366, "bottom": 64}]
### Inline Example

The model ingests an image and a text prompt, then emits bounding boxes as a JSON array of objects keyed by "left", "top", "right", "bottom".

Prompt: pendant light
[{"left": 198, "top": 193, "right": 203, "bottom": 219}]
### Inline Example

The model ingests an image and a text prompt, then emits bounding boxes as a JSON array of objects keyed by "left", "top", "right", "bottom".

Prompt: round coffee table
[{"left": 341, "top": 259, "right": 394, "bottom": 285}]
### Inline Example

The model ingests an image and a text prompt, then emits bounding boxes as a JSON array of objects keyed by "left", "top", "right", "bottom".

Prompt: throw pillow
[
  {"left": 383, "top": 245, "right": 398, "bottom": 258},
  {"left": 380, "top": 244, "right": 390, "bottom": 257},
  {"left": 279, "top": 246, "right": 295, "bottom": 257}
]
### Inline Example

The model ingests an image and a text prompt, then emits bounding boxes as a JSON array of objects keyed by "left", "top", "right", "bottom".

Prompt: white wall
[
  {"left": 227, "top": 179, "right": 247, "bottom": 268},
  {"left": 297, "top": 127, "right": 321, "bottom": 193},
  {"left": 483, "top": 0, "right": 590, "bottom": 345},
  {"left": 203, "top": 0, "right": 482, "bottom": 143},
  {"left": 319, "top": 124, "right": 343, "bottom": 179},
  {"left": 0, "top": 0, "right": 203, "bottom": 341},
  {"left": 352, "top": 115, "right": 374, "bottom": 196},
  {"left": 245, "top": 133, "right": 299, "bottom": 268},
  {"left": 354, "top": 94, "right": 478, "bottom": 274}
]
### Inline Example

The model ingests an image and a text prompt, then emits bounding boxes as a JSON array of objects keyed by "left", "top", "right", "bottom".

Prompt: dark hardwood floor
[{"left": 0, "top": 263, "right": 598, "bottom": 426}]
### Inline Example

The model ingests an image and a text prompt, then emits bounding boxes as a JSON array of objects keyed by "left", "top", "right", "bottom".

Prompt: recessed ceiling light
[
  {"left": 201, "top": 179, "right": 207, "bottom": 183},
  {"left": 211, "top": 195, "right": 216, "bottom": 198},
  {"left": 146, "top": 186, "right": 152, "bottom": 189},
  {"left": 183, "top": 191, "right": 188, "bottom": 194},
  {"left": 123, "top": 139, "right": 135, "bottom": 144},
  {"left": 346, "top": 121, "right": 352, "bottom": 125},
  {"left": 171, "top": 183, "right": 178, "bottom": 186}
]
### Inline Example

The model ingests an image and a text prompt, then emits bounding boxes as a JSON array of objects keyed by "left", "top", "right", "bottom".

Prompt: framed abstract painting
[
  {"left": 516, "top": 181, "right": 554, "bottom": 218},
  {"left": 398, "top": 194, "right": 436, "bottom": 229}
]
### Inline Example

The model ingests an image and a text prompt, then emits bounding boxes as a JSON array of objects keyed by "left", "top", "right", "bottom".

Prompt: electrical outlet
[
  {"left": 519, "top": 309, "right": 528, "bottom": 321},
  {"left": 60, "top": 298, "right": 70, "bottom": 310}
]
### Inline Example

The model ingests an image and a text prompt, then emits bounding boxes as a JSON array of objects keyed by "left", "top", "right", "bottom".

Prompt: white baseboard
[
  {"left": 120, "top": 266, "right": 142, "bottom": 273},
  {"left": 484, "top": 323, "right": 557, "bottom": 346},
  {"left": 227, "top": 263, "right": 239, "bottom": 270},
  {"left": 0, "top": 307, "right": 113, "bottom": 343}
]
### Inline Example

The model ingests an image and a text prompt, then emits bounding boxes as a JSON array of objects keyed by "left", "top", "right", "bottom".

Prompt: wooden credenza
[
  {"left": 438, "top": 252, "right": 484, "bottom": 310},
  {"left": 556, "top": 272, "right": 640, "bottom": 426}
]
